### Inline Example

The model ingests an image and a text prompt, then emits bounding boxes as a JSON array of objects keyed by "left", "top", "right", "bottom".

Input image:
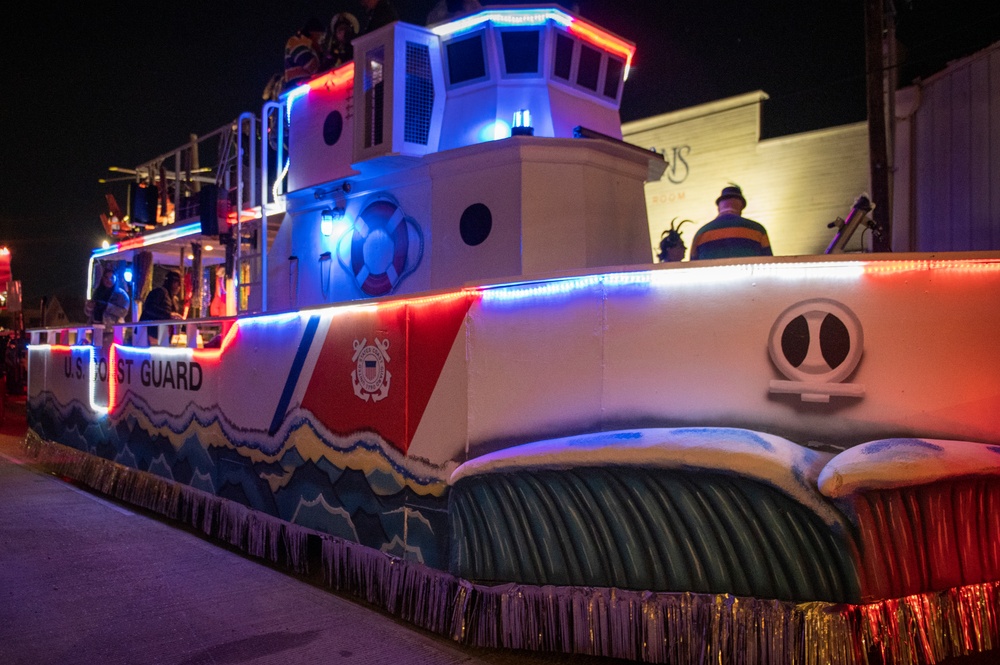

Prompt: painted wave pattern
[
  {"left": 27, "top": 391, "right": 452, "bottom": 569},
  {"left": 27, "top": 392, "right": 1000, "bottom": 604},
  {"left": 450, "top": 465, "right": 859, "bottom": 602}
]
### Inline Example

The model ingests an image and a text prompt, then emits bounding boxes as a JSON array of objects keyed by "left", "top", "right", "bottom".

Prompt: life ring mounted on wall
[{"left": 339, "top": 197, "right": 424, "bottom": 297}]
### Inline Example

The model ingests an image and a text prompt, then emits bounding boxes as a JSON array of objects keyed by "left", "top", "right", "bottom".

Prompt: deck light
[
  {"left": 511, "top": 109, "right": 533, "bottom": 136},
  {"left": 321, "top": 207, "right": 345, "bottom": 236}
]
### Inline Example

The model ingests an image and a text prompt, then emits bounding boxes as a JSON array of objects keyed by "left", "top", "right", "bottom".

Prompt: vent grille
[{"left": 404, "top": 42, "right": 433, "bottom": 145}]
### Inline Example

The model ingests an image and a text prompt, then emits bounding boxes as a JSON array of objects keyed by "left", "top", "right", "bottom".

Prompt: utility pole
[{"left": 865, "top": 0, "right": 892, "bottom": 251}]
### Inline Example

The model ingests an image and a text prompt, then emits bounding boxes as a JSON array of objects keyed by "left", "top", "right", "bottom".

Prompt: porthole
[{"left": 460, "top": 203, "right": 492, "bottom": 246}]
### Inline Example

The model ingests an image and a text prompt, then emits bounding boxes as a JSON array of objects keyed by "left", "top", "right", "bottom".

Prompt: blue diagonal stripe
[{"left": 269, "top": 315, "right": 320, "bottom": 435}]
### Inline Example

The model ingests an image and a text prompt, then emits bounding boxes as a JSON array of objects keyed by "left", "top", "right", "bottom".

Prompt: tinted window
[
  {"left": 577, "top": 44, "right": 601, "bottom": 91},
  {"left": 446, "top": 34, "right": 486, "bottom": 85},
  {"left": 501, "top": 30, "right": 540, "bottom": 75},
  {"left": 603, "top": 57, "right": 624, "bottom": 99},
  {"left": 553, "top": 33, "right": 573, "bottom": 80}
]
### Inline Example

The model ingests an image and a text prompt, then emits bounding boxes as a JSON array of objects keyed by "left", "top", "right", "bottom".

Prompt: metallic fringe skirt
[{"left": 21, "top": 433, "right": 999, "bottom": 664}]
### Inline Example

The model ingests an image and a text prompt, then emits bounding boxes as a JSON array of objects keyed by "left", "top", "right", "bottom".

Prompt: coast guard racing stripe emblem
[{"left": 352, "top": 337, "right": 391, "bottom": 402}]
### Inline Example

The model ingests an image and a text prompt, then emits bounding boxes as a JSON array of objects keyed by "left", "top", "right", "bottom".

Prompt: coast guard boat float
[{"left": 25, "top": 6, "right": 1000, "bottom": 663}]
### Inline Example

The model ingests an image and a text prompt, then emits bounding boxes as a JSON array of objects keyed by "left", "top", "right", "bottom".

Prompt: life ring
[{"left": 350, "top": 199, "right": 409, "bottom": 296}]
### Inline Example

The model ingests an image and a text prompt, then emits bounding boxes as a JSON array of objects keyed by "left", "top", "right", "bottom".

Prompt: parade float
[{"left": 23, "top": 6, "right": 1000, "bottom": 663}]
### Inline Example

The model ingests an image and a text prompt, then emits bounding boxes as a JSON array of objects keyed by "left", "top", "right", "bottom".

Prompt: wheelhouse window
[
  {"left": 576, "top": 44, "right": 601, "bottom": 91},
  {"left": 549, "top": 28, "right": 625, "bottom": 103},
  {"left": 553, "top": 32, "right": 574, "bottom": 81},
  {"left": 444, "top": 31, "right": 488, "bottom": 87},
  {"left": 603, "top": 57, "right": 624, "bottom": 99},
  {"left": 500, "top": 29, "right": 541, "bottom": 76}
]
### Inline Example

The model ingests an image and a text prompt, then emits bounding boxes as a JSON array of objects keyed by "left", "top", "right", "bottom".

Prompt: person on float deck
[
  {"left": 689, "top": 185, "right": 773, "bottom": 260},
  {"left": 320, "top": 12, "right": 359, "bottom": 70},
  {"left": 85, "top": 265, "right": 131, "bottom": 326},
  {"left": 283, "top": 17, "right": 325, "bottom": 89},
  {"left": 139, "top": 271, "right": 184, "bottom": 344}
]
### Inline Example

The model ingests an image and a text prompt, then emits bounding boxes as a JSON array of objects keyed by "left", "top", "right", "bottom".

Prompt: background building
[
  {"left": 623, "top": 91, "right": 871, "bottom": 261},
  {"left": 891, "top": 40, "right": 1000, "bottom": 252}
]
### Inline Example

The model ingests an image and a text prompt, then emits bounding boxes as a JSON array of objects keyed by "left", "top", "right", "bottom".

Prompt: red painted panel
[
  {"left": 301, "top": 294, "right": 475, "bottom": 454},
  {"left": 403, "top": 294, "right": 477, "bottom": 445}
]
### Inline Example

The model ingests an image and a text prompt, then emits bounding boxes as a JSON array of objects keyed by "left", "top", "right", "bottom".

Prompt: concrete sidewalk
[{"left": 0, "top": 413, "right": 617, "bottom": 665}]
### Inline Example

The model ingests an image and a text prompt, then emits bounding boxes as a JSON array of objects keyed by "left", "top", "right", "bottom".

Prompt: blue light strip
[
  {"left": 479, "top": 262, "right": 867, "bottom": 303},
  {"left": 431, "top": 9, "right": 571, "bottom": 38},
  {"left": 86, "top": 256, "right": 96, "bottom": 298},
  {"left": 32, "top": 343, "right": 110, "bottom": 415},
  {"left": 91, "top": 222, "right": 204, "bottom": 259},
  {"left": 89, "top": 346, "right": 109, "bottom": 415},
  {"left": 285, "top": 83, "right": 310, "bottom": 108}
]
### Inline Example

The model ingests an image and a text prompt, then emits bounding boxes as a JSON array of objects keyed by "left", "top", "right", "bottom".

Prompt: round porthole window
[
  {"left": 460, "top": 203, "right": 492, "bottom": 246},
  {"left": 768, "top": 298, "right": 863, "bottom": 385},
  {"left": 323, "top": 111, "right": 344, "bottom": 146}
]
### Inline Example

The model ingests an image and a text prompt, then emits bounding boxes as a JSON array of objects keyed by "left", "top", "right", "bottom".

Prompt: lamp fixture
[
  {"left": 511, "top": 109, "right": 533, "bottom": 136},
  {"left": 321, "top": 207, "right": 345, "bottom": 236}
]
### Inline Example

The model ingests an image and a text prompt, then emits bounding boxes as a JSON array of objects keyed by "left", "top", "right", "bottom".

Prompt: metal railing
[{"left": 29, "top": 318, "right": 237, "bottom": 350}]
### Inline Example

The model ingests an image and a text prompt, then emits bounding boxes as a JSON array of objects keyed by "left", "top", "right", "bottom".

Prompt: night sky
[{"left": 1, "top": 0, "right": 996, "bottom": 307}]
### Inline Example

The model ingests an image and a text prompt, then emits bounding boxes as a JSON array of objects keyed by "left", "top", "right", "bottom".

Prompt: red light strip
[
  {"left": 350, "top": 289, "right": 478, "bottom": 313},
  {"left": 104, "top": 323, "right": 240, "bottom": 412},
  {"left": 291, "top": 63, "right": 354, "bottom": 99},
  {"left": 117, "top": 235, "right": 147, "bottom": 252},
  {"left": 315, "top": 63, "right": 354, "bottom": 92},
  {"left": 108, "top": 344, "right": 118, "bottom": 411},
  {"left": 863, "top": 259, "right": 1000, "bottom": 275},
  {"left": 567, "top": 20, "right": 636, "bottom": 72}
]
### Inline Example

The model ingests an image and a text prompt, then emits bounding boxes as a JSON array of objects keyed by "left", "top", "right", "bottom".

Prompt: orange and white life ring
[{"left": 350, "top": 199, "right": 411, "bottom": 296}]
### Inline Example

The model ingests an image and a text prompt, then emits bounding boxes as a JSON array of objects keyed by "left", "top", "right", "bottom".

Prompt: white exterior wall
[{"left": 892, "top": 41, "right": 1000, "bottom": 252}]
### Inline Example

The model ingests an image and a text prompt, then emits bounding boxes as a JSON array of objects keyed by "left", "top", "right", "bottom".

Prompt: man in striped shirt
[{"left": 689, "top": 185, "right": 772, "bottom": 260}]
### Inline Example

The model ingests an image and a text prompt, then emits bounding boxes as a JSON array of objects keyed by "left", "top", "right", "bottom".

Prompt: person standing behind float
[
  {"left": 320, "top": 12, "right": 359, "bottom": 70},
  {"left": 359, "top": 0, "right": 398, "bottom": 35},
  {"left": 85, "top": 265, "right": 131, "bottom": 326},
  {"left": 140, "top": 271, "right": 184, "bottom": 344},
  {"left": 283, "top": 17, "right": 325, "bottom": 88},
  {"left": 689, "top": 185, "right": 773, "bottom": 260}
]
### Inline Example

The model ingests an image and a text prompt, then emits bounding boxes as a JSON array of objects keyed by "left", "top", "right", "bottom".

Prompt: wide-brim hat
[
  {"left": 716, "top": 185, "right": 746, "bottom": 207},
  {"left": 330, "top": 12, "right": 360, "bottom": 35}
]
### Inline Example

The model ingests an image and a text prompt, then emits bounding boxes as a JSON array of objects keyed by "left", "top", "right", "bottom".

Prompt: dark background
[{"left": 1, "top": 0, "right": 996, "bottom": 307}]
